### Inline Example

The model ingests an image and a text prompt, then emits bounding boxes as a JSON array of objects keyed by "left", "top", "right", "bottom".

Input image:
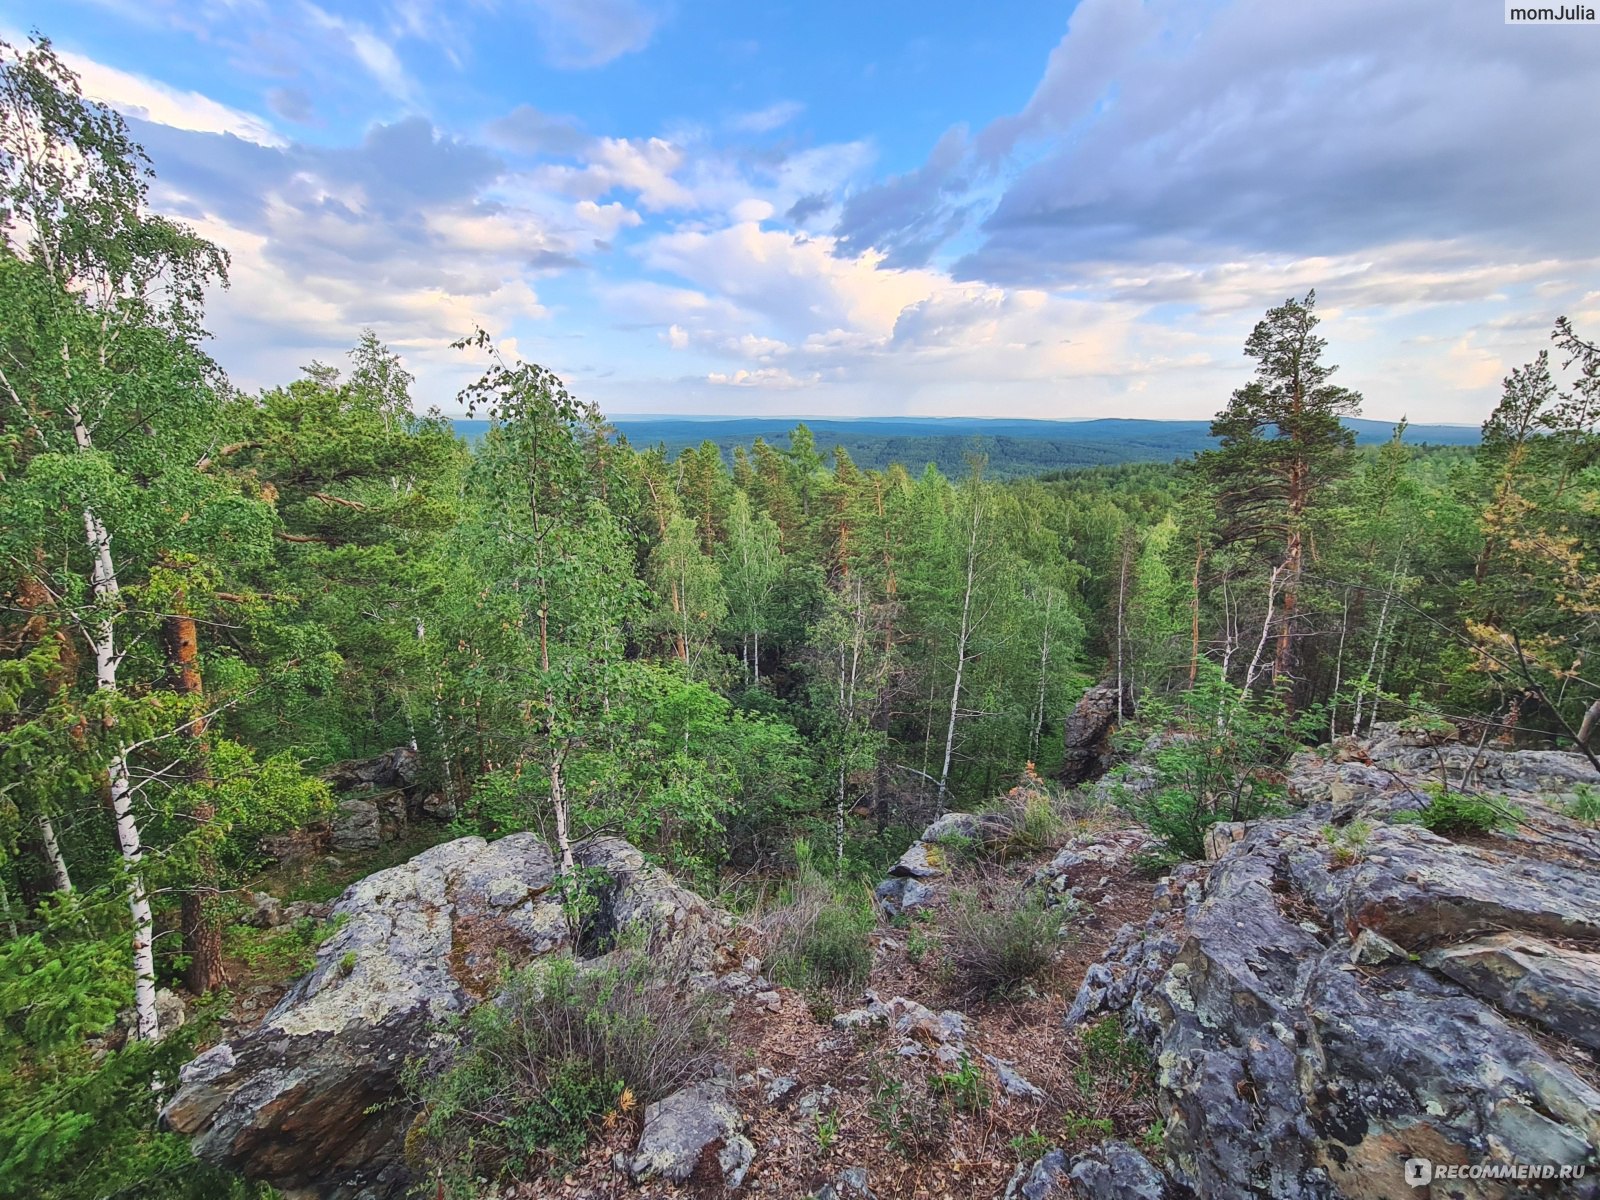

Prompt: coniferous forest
[{"left": 4, "top": 37, "right": 1600, "bottom": 1200}]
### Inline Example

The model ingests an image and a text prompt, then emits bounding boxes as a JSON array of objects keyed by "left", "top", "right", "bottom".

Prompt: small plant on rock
[
  {"left": 1564, "top": 785, "right": 1600, "bottom": 826},
  {"left": 1396, "top": 786, "right": 1520, "bottom": 837},
  {"left": 1321, "top": 819, "right": 1372, "bottom": 868}
]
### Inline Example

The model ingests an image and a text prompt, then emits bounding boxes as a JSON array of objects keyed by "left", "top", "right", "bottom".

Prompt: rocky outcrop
[
  {"left": 163, "top": 834, "right": 732, "bottom": 1200},
  {"left": 874, "top": 811, "right": 1004, "bottom": 916},
  {"left": 1068, "top": 732, "right": 1600, "bottom": 1200},
  {"left": 1059, "top": 679, "right": 1135, "bottom": 786}
]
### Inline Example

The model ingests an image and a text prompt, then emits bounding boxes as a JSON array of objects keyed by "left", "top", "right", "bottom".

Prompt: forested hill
[{"left": 451, "top": 415, "right": 1480, "bottom": 477}]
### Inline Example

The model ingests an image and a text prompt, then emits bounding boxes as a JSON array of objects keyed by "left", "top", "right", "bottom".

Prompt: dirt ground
[{"left": 532, "top": 818, "right": 1171, "bottom": 1200}]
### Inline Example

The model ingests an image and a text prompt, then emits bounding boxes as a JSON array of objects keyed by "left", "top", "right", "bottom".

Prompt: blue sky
[{"left": 10, "top": 0, "right": 1600, "bottom": 421}]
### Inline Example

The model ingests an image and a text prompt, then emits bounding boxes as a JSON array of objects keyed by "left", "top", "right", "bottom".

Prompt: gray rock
[
  {"left": 329, "top": 796, "right": 381, "bottom": 852},
  {"left": 155, "top": 988, "right": 187, "bottom": 1039},
  {"left": 1348, "top": 928, "right": 1408, "bottom": 966},
  {"left": 1102, "top": 806, "right": 1600, "bottom": 1198},
  {"left": 628, "top": 1079, "right": 753, "bottom": 1187},
  {"left": 888, "top": 841, "right": 948, "bottom": 880},
  {"left": 243, "top": 890, "right": 283, "bottom": 928},
  {"left": 763, "top": 1075, "right": 798, "bottom": 1104},
  {"left": 1425, "top": 932, "right": 1600, "bottom": 1052},
  {"left": 1068, "top": 1141, "right": 1169, "bottom": 1199},
  {"left": 1059, "top": 679, "right": 1135, "bottom": 786},
  {"left": 163, "top": 833, "right": 730, "bottom": 1200},
  {"left": 982, "top": 1054, "right": 1045, "bottom": 1102},
  {"left": 1005, "top": 1149, "right": 1069, "bottom": 1199}
]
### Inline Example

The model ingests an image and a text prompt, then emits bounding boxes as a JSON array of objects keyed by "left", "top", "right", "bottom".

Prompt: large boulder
[
  {"left": 1068, "top": 737, "right": 1600, "bottom": 1200},
  {"left": 1059, "top": 679, "right": 1135, "bottom": 786},
  {"left": 163, "top": 833, "right": 731, "bottom": 1199}
]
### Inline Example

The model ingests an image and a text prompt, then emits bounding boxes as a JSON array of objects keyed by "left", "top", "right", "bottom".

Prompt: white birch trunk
[
  {"left": 938, "top": 496, "right": 982, "bottom": 802},
  {"left": 69, "top": 402, "right": 159, "bottom": 1044},
  {"left": 1031, "top": 589, "right": 1054, "bottom": 761},
  {"left": 38, "top": 814, "right": 73, "bottom": 893}
]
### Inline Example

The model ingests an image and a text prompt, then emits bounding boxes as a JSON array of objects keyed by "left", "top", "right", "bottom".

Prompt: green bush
[
  {"left": 867, "top": 1061, "right": 951, "bottom": 1159},
  {"left": 404, "top": 937, "right": 723, "bottom": 1194},
  {"left": 1563, "top": 785, "right": 1600, "bottom": 826},
  {"left": 941, "top": 880, "right": 1060, "bottom": 1000},
  {"left": 1397, "top": 788, "right": 1519, "bottom": 836},
  {"left": 761, "top": 841, "right": 875, "bottom": 995},
  {"left": 1108, "top": 668, "right": 1290, "bottom": 860}
]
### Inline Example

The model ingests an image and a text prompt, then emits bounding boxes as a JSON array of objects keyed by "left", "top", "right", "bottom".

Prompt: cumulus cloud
[
  {"left": 837, "top": 0, "right": 1600, "bottom": 290},
  {"left": 60, "top": 49, "right": 285, "bottom": 147}
]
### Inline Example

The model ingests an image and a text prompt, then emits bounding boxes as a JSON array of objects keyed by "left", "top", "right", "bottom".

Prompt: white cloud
[
  {"left": 59, "top": 49, "right": 285, "bottom": 147},
  {"left": 727, "top": 100, "right": 803, "bottom": 134}
]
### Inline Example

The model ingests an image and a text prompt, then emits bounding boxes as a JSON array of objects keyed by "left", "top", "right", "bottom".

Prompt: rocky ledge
[
  {"left": 1068, "top": 724, "right": 1600, "bottom": 1199},
  {"left": 161, "top": 833, "right": 733, "bottom": 1200}
]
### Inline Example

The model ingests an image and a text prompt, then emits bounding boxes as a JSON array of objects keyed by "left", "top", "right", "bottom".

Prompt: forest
[{"left": 3, "top": 36, "right": 1599, "bottom": 1200}]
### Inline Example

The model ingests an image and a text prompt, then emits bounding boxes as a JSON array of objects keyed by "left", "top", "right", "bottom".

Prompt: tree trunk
[
  {"left": 549, "top": 747, "right": 575, "bottom": 873},
  {"left": 164, "top": 591, "right": 225, "bottom": 995},
  {"left": 1189, "top": 532, "right": 1204, "bottom": 685},
  {"left": 938, "top": 495, "right": 982, "bottom": 802},
  {"left": 1031, "top": 589, "right": 1053, "bottom": 762},
  {"left": 36, "top": 814, "right": 73, "bottom": 893},
  {"left": 69, "top": 402, "right": 159, "bottom": 1043}
]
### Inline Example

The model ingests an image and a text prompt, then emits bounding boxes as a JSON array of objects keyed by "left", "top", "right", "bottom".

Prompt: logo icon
[{"left": 1405, "top": 1158, "right": 1434, "bottom": 1187}]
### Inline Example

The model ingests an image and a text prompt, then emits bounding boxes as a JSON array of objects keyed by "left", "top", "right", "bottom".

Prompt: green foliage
[
  {"left": 1319, "top": 819, "right": 1373, "bottom": 869},
  {"left": 867, "top": 1061, "right": 951, "bottom": 1160},
  {"left": 224, "top": 915, "right": 346, "bottom": 983},
  {"left": 940, "top": 881, "right": 1061, "bottom": 1000},
  {"left": 1108, "top": 668, "right": 1289, "bottom": 860},
  {"left": 405, "top": 941, "right": 723, "bottom": 1194},
  {"left": 1010, "top": 1128, "right": 1051, "bottom": 1158},
  {"left": 814, "top": 1108, "right": 841, "bottom": 1151},
  {"left": 0, "top": 890, "right": 264, "bottom": 1200},
  {"left": 1395, "top": 788, "right": 1520, "bottom": 837},
  {"left": 932, "top": 1052, "right": 989, "bottom": 1114},
  {"left": 762, "top": 844, "right": 875, "bottom": 996},
  {"left": 1564, "top": 785, "right": 1600, "bottom": 826}
]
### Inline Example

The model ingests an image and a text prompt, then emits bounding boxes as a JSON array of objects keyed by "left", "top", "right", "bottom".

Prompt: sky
[{"left": 9, "top": 0, "right": 1600, "bottom": 422}]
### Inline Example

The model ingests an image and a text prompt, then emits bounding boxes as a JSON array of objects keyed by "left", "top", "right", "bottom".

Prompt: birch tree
[{"left": 0, "top": 37, "right": 231, "bottom": 1040}]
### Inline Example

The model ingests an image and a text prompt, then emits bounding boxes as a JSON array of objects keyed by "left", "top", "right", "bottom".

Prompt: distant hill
[{"left": 448, "top": 415, "right": 1479, "bottom": 478}]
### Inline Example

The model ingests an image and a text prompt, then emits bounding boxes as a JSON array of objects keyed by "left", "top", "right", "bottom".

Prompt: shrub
[
  {"left": 867, "top": 1060, "right": 951, "bottom": 1159},
  {"left": 760, "top": 840, "right": 875, "bottom": 996},
  {"left": 1397, "top": 788, "right": 1519, "bottom": 837},
  {"left": 941, "top": 879, "right": 1061, "bottom": 1000},
  {"left": 405, "top": 936, "right": 723, "bottom": 1193},
  {"left": 1109, "top": 668, "right": 1290, "bottom": 860},
  {"left": 1564, "top": 785, "right": 1600, "bottom": 826}
]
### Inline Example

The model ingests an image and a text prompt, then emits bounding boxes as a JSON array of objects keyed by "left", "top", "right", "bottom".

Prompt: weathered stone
[
  {"left": 982, "top": 1054, "right": 1045, "bottom": 1102},
  {"left": 1073, "top": 735, "right": 1600, "bottom": 1200},
  {"left": 156, "top": 987, "right": 187, "bottom": 1039},
  {"left": 320, "top": 746, "right": 418, "bottom": 793},
  {"left": 888, "top": 841, "right": 949, "bottom": 880},
  {"left": 243, "top": 890, "right": 283, "bottom": 928},
  {"left": 1059, "top": 679, "right": 1135, "bottom": 786},
  {"left": 1348, "top": 928, "right": 1408, "bottom": 967},
  {"left": 1425, "top": 933, "right": 1600, "bottom": 1052},
  {"left": 1005, "top": 1149, "right": 1069, "bottom": 1199},
  {"left": 628, "top": 1080, "right": 753, "bottom": 1187},
  {"left": 329, "top": 796, "right": 381, "bottom": 852},
  {"left": 164, "top": 833, "right": 730, "bottom": 1200},
  {"left": 1068, "top": 1141, "right": 1169, "bottom": 1200}
]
